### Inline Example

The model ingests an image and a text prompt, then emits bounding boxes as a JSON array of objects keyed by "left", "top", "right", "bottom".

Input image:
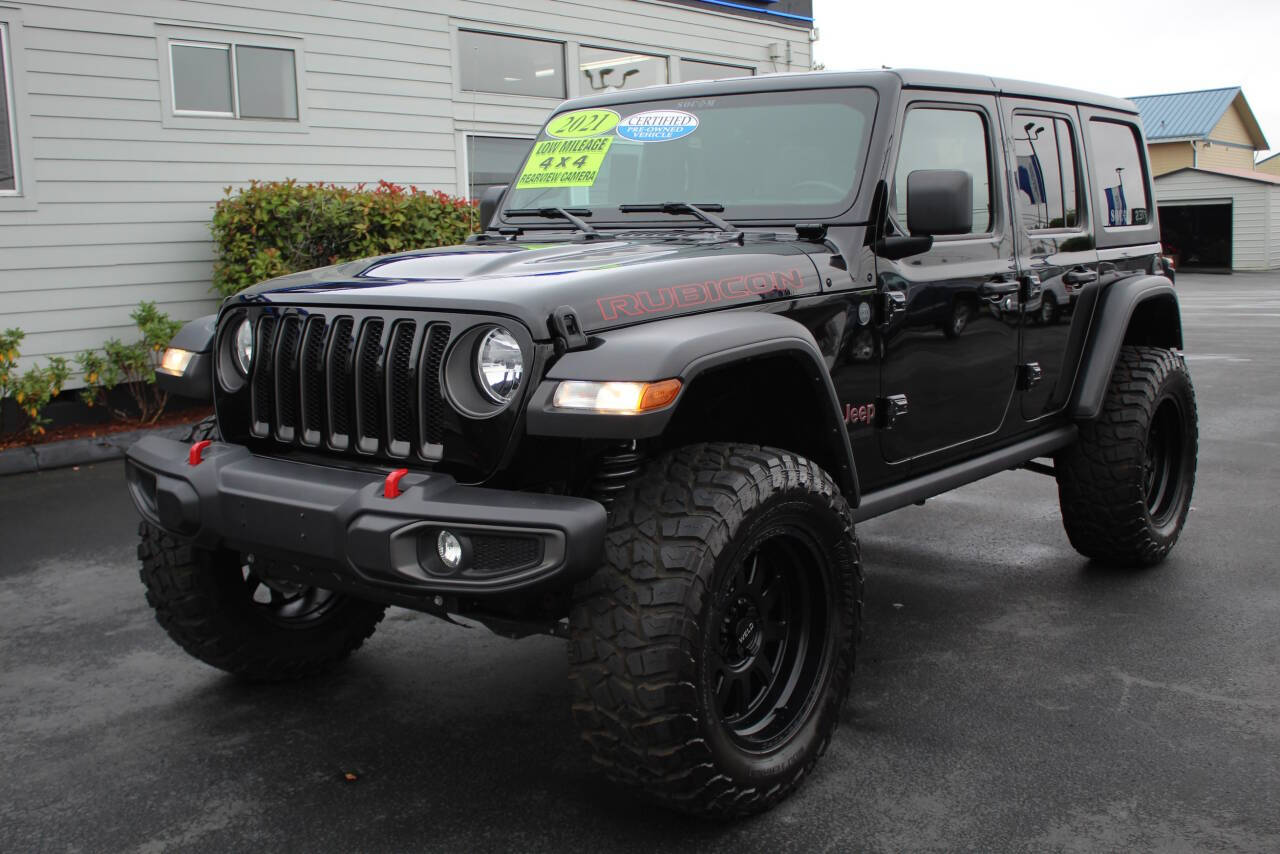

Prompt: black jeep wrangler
[{"left": 126, "top": 70, "right": 1196, "bottom": 818}]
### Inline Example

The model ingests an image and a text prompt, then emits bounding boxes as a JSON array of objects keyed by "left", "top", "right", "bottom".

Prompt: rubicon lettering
[{"left": 597, "top": 269, "right": 807, "bottom": 321}]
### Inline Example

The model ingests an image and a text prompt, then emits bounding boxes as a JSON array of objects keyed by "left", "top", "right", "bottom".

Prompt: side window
[
  {"left": 1, "top": 21, "right": 18, "bottom": 192},
  {"left": 1012, "top": 116, "right": 1080, "bottom": 230},
  {"left": 1088, "top": 120, "right": 1151, "bottom": 227},
  {"left": 894, "top": 107, "right": 993, "bottom": 235}
]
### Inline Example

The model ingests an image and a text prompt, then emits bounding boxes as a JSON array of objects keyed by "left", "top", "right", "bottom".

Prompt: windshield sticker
[
  {"left": 616, "top": 110, "right": 700, "bottom": 143},
  {"left": 515, "top": 137, "right": 614, "bottom": 189},
  {"left": 545, "top": 108, "right": 620, "bottom": 139}
]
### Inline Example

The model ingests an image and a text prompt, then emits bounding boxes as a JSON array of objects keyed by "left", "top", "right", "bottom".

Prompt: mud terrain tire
[{"left": 568, "top": 444, "right": 861, "bottom": 818}]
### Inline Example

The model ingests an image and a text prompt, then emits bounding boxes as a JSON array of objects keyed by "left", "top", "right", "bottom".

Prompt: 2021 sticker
[
  {"left": 616, "top": 110, "right": 700, "bottom": 142},
  {"left": 545, "top": 109, "right": 620, "bottom": 139}
]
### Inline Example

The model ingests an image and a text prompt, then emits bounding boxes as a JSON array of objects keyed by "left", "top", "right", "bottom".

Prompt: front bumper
[{"left": 124, "top": 435, "right": 607, "bottom": 597}]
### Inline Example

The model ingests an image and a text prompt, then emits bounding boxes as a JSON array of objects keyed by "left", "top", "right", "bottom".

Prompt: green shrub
[
  {"left": 1, "top": 328, "right": 70, "bottom": 437},
  {"left": 211, "top": 180, "right": 480, "bottom": 298},
  {"left": 77, "top": 301, "right": 183, "bottom": 425}
]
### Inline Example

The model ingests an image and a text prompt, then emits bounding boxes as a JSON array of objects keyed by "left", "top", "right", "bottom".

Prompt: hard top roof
[{"left": 558, "top": 68, "right": 1138, "bottom": 115}]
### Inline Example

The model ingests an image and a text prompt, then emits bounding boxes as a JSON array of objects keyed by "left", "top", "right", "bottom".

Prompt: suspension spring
[{"left": 590, "top": 442, "right": 646, "bottom": 510}]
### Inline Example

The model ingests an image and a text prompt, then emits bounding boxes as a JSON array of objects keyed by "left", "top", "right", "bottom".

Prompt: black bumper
[{"left": 124, "top": 435, "right": 607, "bottom": 597}]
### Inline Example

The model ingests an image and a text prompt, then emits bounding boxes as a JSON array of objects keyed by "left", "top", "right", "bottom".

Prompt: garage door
[{"left": 1158, "top": 202, "right": 1232, "bottom": 270}]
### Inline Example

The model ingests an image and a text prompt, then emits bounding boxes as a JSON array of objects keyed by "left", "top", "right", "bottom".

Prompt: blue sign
[{"left": 617, "top": 110, "right": 700, "bottom": 143}]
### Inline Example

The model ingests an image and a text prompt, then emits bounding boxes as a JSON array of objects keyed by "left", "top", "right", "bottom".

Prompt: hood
[{"left": 231, "top": 233, "right": 826, "bottom": 340}]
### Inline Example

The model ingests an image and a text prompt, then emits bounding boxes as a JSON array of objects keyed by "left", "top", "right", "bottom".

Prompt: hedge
[{"left": 211, "top": 180, "right": 480, "bottom": 298}]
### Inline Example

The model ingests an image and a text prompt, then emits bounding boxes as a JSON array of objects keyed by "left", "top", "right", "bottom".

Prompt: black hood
[{"left": 230, "top": 233, "right": 827, "bottom": 340}]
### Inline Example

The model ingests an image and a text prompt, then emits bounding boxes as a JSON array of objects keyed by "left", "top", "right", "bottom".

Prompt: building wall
[
  {"left": 1209, "top": 99, "right": 1257, "bottom": 147},
  {"left": 1272, "top": 186, "right": 1280, "bottom": 268},
  {"left": 0, "top": 0, "right": 811, "bottom": 376},
  {"left": 1258, "top": 156, "right": 1280, "bottom": 177},
  {"left": 1148, "top": 141, "right": 1194, "bottom": 176},
  {"left": 1192, "top": 139, "right": 1257, "bottom": 171},
  {"left": 1153, "top": 170, "right": 1275, "bottom": 270}
]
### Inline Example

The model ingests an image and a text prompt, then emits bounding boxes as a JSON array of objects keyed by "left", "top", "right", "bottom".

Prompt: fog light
[{"left": 437, "top": 530, "right": 464, "bottom": 570}]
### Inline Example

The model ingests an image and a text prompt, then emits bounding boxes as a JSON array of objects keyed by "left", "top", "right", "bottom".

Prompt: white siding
[
  {"left": 1272, "top": 186, "right": 1280, "bottom": 269},
  {"left": 1153, "top": 170, "right": 1278, "bottom": 271},
  {"left": 0, "top": 0, "right": 811, "bottom": 377}
]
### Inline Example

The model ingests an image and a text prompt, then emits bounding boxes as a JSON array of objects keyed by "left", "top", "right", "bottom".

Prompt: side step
[{"left": 852, "top": 426, "right": 1077, "bottom": 523}]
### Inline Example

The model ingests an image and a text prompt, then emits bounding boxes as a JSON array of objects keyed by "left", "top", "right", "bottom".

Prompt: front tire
[
  {"left": 138, "top": 522, "right": 387, "bottom": 681},
  {"left": 568, "top": 444, "right": 861, "bottom": 818},
  {"left": 1055, "top": 346, "right": 1198, "bottom": 566}
]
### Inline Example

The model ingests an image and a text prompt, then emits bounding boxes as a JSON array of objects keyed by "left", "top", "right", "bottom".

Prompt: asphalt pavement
[{"left": 2, "top": 273, "right": 1278, "bottom": 852}]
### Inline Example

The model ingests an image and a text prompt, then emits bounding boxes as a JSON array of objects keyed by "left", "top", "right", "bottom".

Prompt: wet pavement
[{"left": 2, "top": 273, "right": 1278, "bottom": 852}]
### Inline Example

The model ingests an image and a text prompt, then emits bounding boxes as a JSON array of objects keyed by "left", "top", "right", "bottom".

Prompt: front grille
[{"left": 249, "top": 311, "right": 452, "bottom": 461}]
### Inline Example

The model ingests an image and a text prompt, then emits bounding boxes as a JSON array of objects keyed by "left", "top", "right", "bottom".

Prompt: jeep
[{"left": 126, "top": 70, "right": 1197, "bottom": 818}]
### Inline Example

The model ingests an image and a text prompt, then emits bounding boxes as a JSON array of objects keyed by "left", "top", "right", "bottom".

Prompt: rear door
[
  {"left": 877, "top": 92, "right": 1020, "bottom": 464},
  {"left": 999, "top": 99, "right": 1100, "bottom": 420}
]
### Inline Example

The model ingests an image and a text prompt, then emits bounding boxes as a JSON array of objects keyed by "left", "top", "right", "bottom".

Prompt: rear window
[{"left": 1088, "top": 120, "right": 1150, "bottom": 227}]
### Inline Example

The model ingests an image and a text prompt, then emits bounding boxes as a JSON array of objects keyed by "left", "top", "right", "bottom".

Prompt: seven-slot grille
[{"left": 248, "top": 311, "right": 452, "bottom": 460}]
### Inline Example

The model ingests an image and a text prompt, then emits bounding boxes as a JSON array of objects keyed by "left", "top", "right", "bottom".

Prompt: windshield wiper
[
  {"left": 618, "top": 202, "right": 739, "bottom": 232},
  {"left": 504, "top": 207, "right": 601, "bottom": 239}
]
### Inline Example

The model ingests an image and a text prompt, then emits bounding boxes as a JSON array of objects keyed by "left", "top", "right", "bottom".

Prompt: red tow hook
[
  {"left": 384, "top": 468, "right": 410, "bottom": 499},
  {"left": 188, "top": 440, "right": 212, "bottom": 466}
]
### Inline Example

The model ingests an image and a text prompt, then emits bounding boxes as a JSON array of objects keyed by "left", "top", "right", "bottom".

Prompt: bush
[
  {"left": 1, "top": 328, "right": 70, "bottom": 437},
  {"left": 211, "top": 180, "right": 479, "bottom": 298},
  {"left": 77, "top": 302, "right": 183, "bottom": 425}
]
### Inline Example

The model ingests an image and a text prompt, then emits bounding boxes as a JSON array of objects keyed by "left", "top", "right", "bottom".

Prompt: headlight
[
  {"left": 475, "top": 327, "right": 523, "bottom": 403},
  {"left": 233, "top": 319, "right": 254, "bottom": 376}
]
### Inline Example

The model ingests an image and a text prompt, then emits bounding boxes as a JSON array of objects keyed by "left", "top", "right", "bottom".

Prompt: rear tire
[
  {"left": 1055, "top": 346, "right": 1197, "bottom": 566},
  {"left": 568, "top": 444, "right": 861, "bottom": 818},
  {"left": 138, "top": 522, "right": 386, "bottom": 681}
]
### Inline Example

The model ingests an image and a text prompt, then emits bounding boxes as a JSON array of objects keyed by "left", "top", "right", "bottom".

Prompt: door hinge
[
  {"left": 1018, "top": 362, "right": 1043, "bottom": 390},
  {"left": 878, "top": 290, "right": 906, "bottom": 326},
  {"left": 1019, "top": 273, "right": 1041, "bottom": 303},
  {"left": 876, "top": 394, "right": 909, "bottom": 429}
]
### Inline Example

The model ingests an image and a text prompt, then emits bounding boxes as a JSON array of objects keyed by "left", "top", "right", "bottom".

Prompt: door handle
[
  {"left": 980, "top": 279, "right": 1019, "bottom": 297},
  {"left": 1063, "top": 268, "right": 1098, "bottom": 285}
]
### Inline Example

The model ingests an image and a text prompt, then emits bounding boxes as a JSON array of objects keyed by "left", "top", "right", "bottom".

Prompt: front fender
[
  {"left": 1070, "top": 274, "right": 1182, "bottom": 421},
  {"left": 524, "top": 310, "right": 859, "bottom": 501}
]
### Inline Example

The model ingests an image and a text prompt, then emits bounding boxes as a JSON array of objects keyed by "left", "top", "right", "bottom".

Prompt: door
[
  {"left": 878, "top": 94, "right": 1020, "bottom": 464},
  {"left": 1000, "top": 101, "right": 1100, "bottom": 420}
]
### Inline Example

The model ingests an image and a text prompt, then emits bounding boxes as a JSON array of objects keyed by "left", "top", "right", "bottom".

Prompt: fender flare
[
  {"left": 1070, "top": 275, "right": 1182, "bottom": 421},
  {"left": 525, "top": 311, "right": 860, "bottom": 502}
]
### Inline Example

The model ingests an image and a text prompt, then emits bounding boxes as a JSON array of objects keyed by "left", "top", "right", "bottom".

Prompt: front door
[
  {"left": 1001, "top": 100, "right": 1100, "bottom": 420},
  {"left": 878, "top": 94, "right": 1019, "bottom": 465}
]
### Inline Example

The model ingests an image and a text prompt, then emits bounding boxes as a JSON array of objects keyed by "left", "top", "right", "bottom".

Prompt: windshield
[{"left": 502, "top": 87, "right": 878, "bottom": 223}]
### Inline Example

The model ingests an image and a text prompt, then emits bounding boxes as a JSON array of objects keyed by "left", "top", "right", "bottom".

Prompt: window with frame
[
  {"left": 893, "top": 107, "right": 994, "bottom": 235},
  {"left": 169, "top": 39, "right": 298, "bottom": 120},
  {"left": 1, "top": 22, "right": 17, "bottom": 192},
  {"left": 467, "top": 135, "right": 533, "bottom": 198},
  {"left": 679, "top": 58, "right": 754, "bottom": 82},
  {"left": 579, "top": 46, "right": 666, "bottom": 93},
  {"left": 458, "top": 30, "right": 565, "bottom": 99},
  {"left": 1012, "top": 116, "right": 1080, "bottom": 231},
  {"left": 1088, "top": 119, "right": 1150, "bottom": 227}
]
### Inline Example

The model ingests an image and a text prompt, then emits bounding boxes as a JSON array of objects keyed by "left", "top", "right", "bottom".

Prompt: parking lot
[{"left": 2, "top": 272, "right": 1278, "bottom": 852}]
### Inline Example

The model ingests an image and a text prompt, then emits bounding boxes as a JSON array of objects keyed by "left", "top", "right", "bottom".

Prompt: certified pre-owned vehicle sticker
[
  {"left": 616, "top": 110, "right": 700, "bottom": 142},
  {"left": 515, "top": 137, "right": 614, "bottom": 188},
  {"left": 545, "top": 108, "right": 621, "bottom": 139}
]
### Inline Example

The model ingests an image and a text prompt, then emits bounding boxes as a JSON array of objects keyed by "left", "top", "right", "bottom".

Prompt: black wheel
[
  {"left": 1055, "top": 346, "right": 1198, "bottom": 566},
  {"left": 943, "top": 300, "right": 973, "bottom": 338},
  {"left": 569, "top": 444, "right": 861, "bottom": 818},
  {"left": 138, "top": 522, "right": 386, "bottom": 681},
  {"left": 1038, "top": 293, "right": 1060, "bottom": 325}
]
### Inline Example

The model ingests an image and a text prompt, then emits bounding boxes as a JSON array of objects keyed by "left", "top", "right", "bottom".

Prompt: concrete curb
[{"left": 0, "top": 420, "right": 203, "bottom": 477}]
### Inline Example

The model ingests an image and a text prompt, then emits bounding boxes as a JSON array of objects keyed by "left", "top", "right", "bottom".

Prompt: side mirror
[
  {"left": 906, "top": 169, "right": 972, "bottom": 237},
  {"left": 154, "top": 315, "right": 216, "bottom": 401},
  {"left": 479, "top": 184, "right": 508, "bottom": 230}
]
